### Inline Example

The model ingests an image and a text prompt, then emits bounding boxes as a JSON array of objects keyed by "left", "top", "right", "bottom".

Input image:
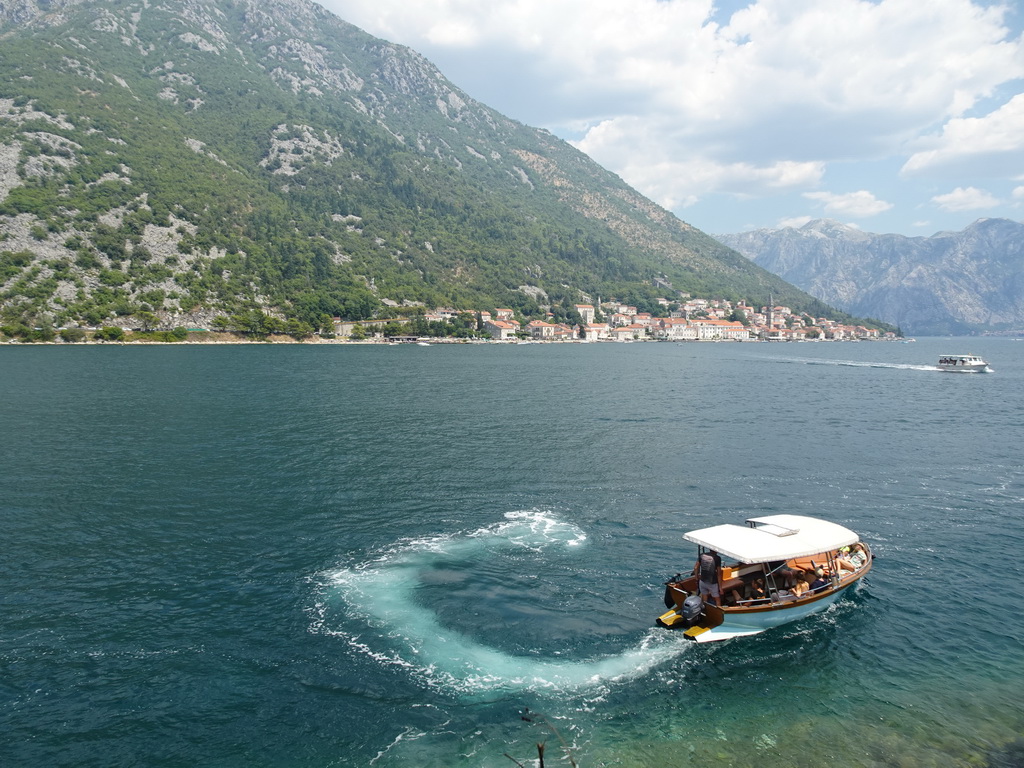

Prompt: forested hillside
[{"left": 0, "top": 0, "right": 866, "bottom": 339}]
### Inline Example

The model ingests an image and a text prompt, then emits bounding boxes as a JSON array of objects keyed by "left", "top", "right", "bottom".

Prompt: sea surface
[{"left": 2, "top": 337, "right": 1022, "bottom": 767}]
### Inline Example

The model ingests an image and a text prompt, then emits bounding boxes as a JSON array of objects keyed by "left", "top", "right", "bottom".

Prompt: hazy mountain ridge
[
  {"left": 717, "top": 218, "right": 1024, "bottom": 335},
  {"left": 0, "top": 0, "right": 855, "bottom": 335}
]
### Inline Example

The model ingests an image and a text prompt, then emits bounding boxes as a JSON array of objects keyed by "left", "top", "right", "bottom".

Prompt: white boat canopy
[{"left": 682, "top": 514, "right": 860, "bottom": 563}]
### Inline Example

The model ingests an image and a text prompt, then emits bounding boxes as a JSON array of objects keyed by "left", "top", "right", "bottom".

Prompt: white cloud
[
  {"left": 778, "top": 215, "right": 813, "bottom": 229},
  {"left": 324, "top": 1, "right": 1021, "bottom": 139},
  {"left": 931, "top": 186, "right": 1000, "bottom": 211},
  {"left": 320, "top": 0, "right": 1024, "bottom": 232},
  {"left": 633, "top": 157, "right": 825, "bottom": 210},
  {"left": 803, "top": 190, "right": 894, "bottom": 218},
  {"left": 572, "top": 115, "right": 824, "bottom": 206},
  {"left": 902, "top": 93, "right": 1024, "bottom": 176}
]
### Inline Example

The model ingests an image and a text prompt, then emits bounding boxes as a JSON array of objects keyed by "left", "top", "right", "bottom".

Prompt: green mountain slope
[{"left": 0, "top": 0, "right": 868, "bottom": 336}]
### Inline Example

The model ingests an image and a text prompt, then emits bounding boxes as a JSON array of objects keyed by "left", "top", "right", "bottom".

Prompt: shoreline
[{"left": 2, "top": 335, "right": 903, "bottom": 346}]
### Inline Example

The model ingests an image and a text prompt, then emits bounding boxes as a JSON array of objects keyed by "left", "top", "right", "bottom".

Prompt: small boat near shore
[
  {"left": 937, "top": 354, "right": 991, "bottom": 373},
  {"left": 657, "top": 514, "right": 872, "bottom": 643}
]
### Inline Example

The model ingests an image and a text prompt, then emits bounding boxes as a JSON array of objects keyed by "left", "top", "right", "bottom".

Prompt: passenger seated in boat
[
  {"left": 790, "top": 574, "right": 810, "bottom": 598},
  {"left": 836, "top": 543, "right": 868, "bottom": 572},
  {"left": 775, "top": 574, "right": 810, "bottom": 603},
  {"left": 835, "top": 548, "right": 855, "bottom": 571},
  {"left": 767, "top": 560, "right": 801, "bottom": 588},
  {"left": 729, "top": 577, "right": 767, "bottom": 606},
  {"left": 808, "top": 568, "right": 829, "bottom": 593},
  {"left": 852, "top": 542, "right": 869, "bottom": 565}
]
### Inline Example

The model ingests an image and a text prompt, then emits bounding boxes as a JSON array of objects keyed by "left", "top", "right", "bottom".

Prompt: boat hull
[
  {"left": 695, "top": 584, "right": 850, "bottom": 642},
  {"left": 938, "top": 365, "right": 991, "bottom": 373},
  {"left": 660, "top": 583, "right": 856, "bottom": 643}
]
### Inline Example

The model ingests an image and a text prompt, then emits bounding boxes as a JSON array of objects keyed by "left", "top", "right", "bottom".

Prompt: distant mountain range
[
  {"left": 0, "top": 0, "right": 868, "bottom": 338},
  {"left": 717, "top": 218, "right": 1024, "bottom": 336}
]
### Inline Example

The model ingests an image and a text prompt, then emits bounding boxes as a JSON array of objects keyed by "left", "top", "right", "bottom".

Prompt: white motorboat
[
  {"left": 657, "top": 514, "right": 872, "bottom": 643},
  {"left": 937, "top": 354, "right": 991, "bottom": 372}
]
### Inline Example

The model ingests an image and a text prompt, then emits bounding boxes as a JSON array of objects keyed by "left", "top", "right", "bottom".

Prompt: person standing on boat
[{"left": 694, "top": 549, "right": 723, "bottom": 607}]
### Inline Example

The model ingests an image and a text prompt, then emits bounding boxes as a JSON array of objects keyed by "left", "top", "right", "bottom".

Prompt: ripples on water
[{"left": 1, "top": 339, "right": 1022, "bottom": 766}]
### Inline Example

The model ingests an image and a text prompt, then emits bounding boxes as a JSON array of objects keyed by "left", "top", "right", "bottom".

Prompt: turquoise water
[{"left": 2, "top": 339, "right": 1022, "bottom": 766}]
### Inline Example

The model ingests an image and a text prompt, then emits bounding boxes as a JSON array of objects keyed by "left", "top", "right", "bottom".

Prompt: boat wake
[
  {"left": 312, "top": 510, "right": 689, "bottom": 699},
  {"left": 773, "top": 356, "right": 938, "bottom": 372}
]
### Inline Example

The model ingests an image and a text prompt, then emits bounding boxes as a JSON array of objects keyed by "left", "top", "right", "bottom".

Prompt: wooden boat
[
  {"left": 657, "top": 514, "right": 872, "bottom": 643},
  {"left": 937, "top": 354, "right": 991, "bottom": 372}
]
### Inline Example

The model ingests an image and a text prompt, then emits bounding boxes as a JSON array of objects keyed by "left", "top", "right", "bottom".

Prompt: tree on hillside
[
  {"left": 728, "top": 308, "right": 749, "bottom": 326},
  {"left": 137, "top": 311, "right": 159, "bottom": 331}
]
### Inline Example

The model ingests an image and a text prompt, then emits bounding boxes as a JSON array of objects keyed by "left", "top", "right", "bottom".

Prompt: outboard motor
[{"left": 681, "top": 594, "right": 705, "bottom": 625}]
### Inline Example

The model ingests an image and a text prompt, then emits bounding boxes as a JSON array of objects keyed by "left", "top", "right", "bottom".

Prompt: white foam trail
[
  {"left": 773, "top": 356, "right": 937, "bottom": 371},
  {"left": 317, "top": 510, "right": 689, "bottom": 697}
]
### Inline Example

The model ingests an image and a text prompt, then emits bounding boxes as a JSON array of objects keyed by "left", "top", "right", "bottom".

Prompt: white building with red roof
[
  {"left": 484, "top": 320, "right": 518, "bottom": 340},
  {"left": 655, "top": 318, "right": 697, "bottom": 340},
  {"left": 574, "top": 304, "right": 596, "bottom": 324},
  {"left": 610, "top": 324, "right": 647, "bottom": 341},
  {"left": 580, "top": 322, "right": 609, "bottom": 341},
  {"left": 692, "top": 318, "right": 752, "bottom": 340},
  {"left": 526, "top": 320, "right": 558, "bottom": 339}
]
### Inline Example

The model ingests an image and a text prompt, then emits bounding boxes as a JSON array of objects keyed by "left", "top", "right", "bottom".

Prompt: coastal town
[
  {"left": 338, "top": 296, "right": 891, "bottom": 343},
  {"left": 3, "top": 295, "right": 892, "bottom": 344}
]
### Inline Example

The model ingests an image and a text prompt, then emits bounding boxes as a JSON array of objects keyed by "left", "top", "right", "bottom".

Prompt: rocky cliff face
[{"left": 717, "top": 218, "right": 1024, "bottom": 335}]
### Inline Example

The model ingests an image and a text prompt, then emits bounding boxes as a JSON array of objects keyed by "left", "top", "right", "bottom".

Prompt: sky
[{"left": 316, "top": 0, "right": 1024, "bottom": 237}]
